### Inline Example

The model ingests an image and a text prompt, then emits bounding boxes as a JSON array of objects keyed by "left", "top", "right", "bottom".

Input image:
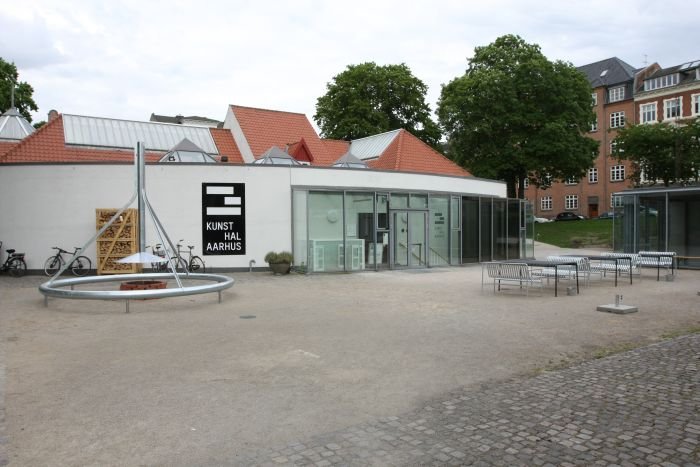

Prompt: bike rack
[{"left": 39, "top": 142, "right": 235, "bottom": 312}]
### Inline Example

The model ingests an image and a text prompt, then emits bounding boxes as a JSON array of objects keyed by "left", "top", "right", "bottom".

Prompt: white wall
[{"left": 0, "top": 164, "right": 505, "bottom": 271}]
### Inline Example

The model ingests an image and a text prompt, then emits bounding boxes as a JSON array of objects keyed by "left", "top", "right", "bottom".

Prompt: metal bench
[
  {"left": 482, "top": 262, "right": 543, "bottom": 296},
  {"left": 541, "top": 255, "right": 591, "bottom": 287},
  {"left": 638, "top": 251, "right": 676, "bottom": 280},
  {"left": 599, "top": 253, "right": 641, "bottom": 277}
]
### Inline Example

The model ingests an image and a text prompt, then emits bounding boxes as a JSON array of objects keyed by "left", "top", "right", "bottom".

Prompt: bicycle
[
  {"left": 44, "top": 247, "right": 92, "bottom": 276},
  {"left": 147, "top": 244, "right": 168, "bottom": 272},
  {"left": 0, "top": 241, "right": 27, "bottom": 277},
  {"left": 176, "top": 240, "right": 206, "bottom": 273}
]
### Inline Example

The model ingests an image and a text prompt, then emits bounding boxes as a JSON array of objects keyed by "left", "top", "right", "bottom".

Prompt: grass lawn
[{"left": 535, "top": 219, "right": 613, "bottom": 248}]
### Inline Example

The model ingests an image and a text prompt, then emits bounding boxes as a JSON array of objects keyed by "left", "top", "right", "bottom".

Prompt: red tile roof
[
  {"left": 287, "top": 137, "right": 314, "bottom": 163},
  {"left": 0, "top": 115, "right": 243, "bottom": 164},
  {"left": 369, "top": 130, "right": 471, "bottom": 177},
  {"left": 0, "top": 140, "right": 18, "bottom": 158},
  {"left": 230, "top": 105, "right": 338, "bottom": 166},
  {"left": 321, "top": 139, "right": 350, "bottom": 161}
]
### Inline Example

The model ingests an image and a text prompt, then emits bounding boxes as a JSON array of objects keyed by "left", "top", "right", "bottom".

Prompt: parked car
[
  {"left": 597, "top": 211, "right": 621, "bottom": 219},
  {"left": 534, "top": 217, "right": 552, "bottom": 223},
  {"left": 554, "top": 212, "right": 584, "bottom": 221}
]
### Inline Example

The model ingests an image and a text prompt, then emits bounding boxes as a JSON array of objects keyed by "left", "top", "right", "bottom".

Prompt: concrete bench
[{"left": 483, "top": 262, "right": 543, "bottom": 296}]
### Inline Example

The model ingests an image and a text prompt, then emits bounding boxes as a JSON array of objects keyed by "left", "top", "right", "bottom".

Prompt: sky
[{"left": 2, "top": 0, "right": 699, "bottom": 129}]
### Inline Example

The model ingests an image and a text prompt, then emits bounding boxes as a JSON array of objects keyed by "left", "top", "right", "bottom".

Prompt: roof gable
[
  {"left": 287, "top": 137, "right": 314, "bottom": 163},
  {"left": 578, "top": 57, "right": 638, "bottom": 87}
]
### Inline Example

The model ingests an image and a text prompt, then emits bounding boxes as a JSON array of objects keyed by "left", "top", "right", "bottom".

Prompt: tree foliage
[
  {"left": 437, "top": 35, "right": 598, "bottom": 198},
  {"left": 0, "top": 58, "right": 38, "bottom": 122},
  {"left": 314, "top": 62, "right": 441, "bottom": 147},
  {"left": 612, "top": 119, "right": 700, "bottom": 186}
]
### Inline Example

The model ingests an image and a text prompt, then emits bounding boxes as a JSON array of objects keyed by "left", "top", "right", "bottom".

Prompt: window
[
  {"left": 611, "top": 195, "right": 624, "bottom": 208},
  {"left": 664, "top": 98, "right": 682, "bottom": 120},
  {"left": 522, "top": 178, "right": 529, "bottom": 189},
  {"left": 610, "top": 111, "right": 625, "bottom": 128},
  {"left": 640, "top": 102, "right": 657, "bottom": 124},
  {"left": 588, "top": 167, "right": 598, "bottom": 183},
  {"left": 591, "top": 92, "right": 598, "bottom": 106},
  {"left": 693, "top": 94, "right": 700, "bottom": 116},
  {"left": 610, "top": 165, "right": 625, "bottom": 182},
  {"left": 565, "top": 177, "right": 578, "bottom": 185},
  {"left": 643, "top": 73, "right": 679, "bottom": 91},
  {"left": 590, "top": 116, "right": 598, "bottom": 132},
  {"left": 610, "top": 140, "right": 623, "bottom": 155},
  {"left": 541, "top": 196, "right": 552, "bottom": 211},
  {"left": 565, "top": 195, "right": 578, "bottom": 210},
  {"left": 608, "top": 86, "right": 625, "bottom": 103}
]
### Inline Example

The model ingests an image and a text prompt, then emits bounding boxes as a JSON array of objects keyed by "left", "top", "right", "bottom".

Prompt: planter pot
[
  {"left": 119, "top": 280, "right": 168, "bottom": 291},
  {"left": 269, "top": 262, "right": 291, "bottom": 275}
]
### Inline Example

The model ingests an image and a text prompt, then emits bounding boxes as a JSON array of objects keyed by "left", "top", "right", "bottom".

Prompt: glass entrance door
[{"left": 391, "top": 210, "right": 427, "bottom": 268}]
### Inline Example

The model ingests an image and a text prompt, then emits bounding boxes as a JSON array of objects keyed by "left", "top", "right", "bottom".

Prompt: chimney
[
  {"left": 48, "top": 109, "right": 59, "bottom": 121},
  {"left": 220, "top": 156, "right": 229, "bottom": 163}
]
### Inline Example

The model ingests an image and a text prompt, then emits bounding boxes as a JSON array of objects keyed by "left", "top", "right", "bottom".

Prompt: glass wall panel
[
  {"left": 618, "top": 195, "right": 637, "bottom": 252},
  {"left": 507, "top": 199, "right": 520, "bottom": 259},
  {"left": 410, "top": 194, "right": 428, "bottom": 209},
  {"left": 429, "top": 195, "right": 450, "bottom": 266},
  {"left": 408, "top": 211, "right": 427, "bottom": 267},
  {"left": 667, "top": 193, "right": 700, "bottom": 265},
  {"left": 308, "top": 192, "right": 344, "bottom": 272},
  {"left": 525, "top": 201, "right": 535, "bottom": 258},
  {"left": 375, "top": 194, "right": 389, "bottom": 269},
  {"left": 292, "top": 190, "right": 308, "bottom": 271},
  {"left": 638, "top": 195, "right": 666, "bottom": 251},
  {"left": 345, "top": 192, "right": 374, "bottom": 271},
  {"left": 480, "top": 198, "right": 493, "bottom": 261},
  {"left": 462, "top": 196, "right": 480, "bottom": 263},
  {"left": 390, "top": 193, "right": 408, "bottom": 209},
  {"left": 450, "top": 196, "right": 461, "bottom": 264},
  {"left": 493, "top": 199, "right": 507, "bottom": 260}
]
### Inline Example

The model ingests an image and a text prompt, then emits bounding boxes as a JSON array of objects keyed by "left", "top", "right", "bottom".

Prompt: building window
[
  {"left": 565, "top": 195, "right": 578, "bottom": 210},
  {"left": 644, "top": 73, "right": 679, "bottom": 91},
  {"left": 590, "top": 116, "right": 598, "bottom": 132},
  {"left": 522, "top": 178, "right": 529, "bottom": 189},
  {"left": 610, "top": 165, "right": 625, "bottom": 182},
  {"left": 664, "top": 98, "right": 682, "bottom": 120},
  {"left": 610, "top": 111, "right": 625, "bottom": 128},
  {"left": 609, "top": 140, "right": 623, "bottom": 155},
  {"left": 640, "top": 102, "right": 657, "bottom": 124},
  {"left": 591, "top": 92, "right": 598, "bottom": 106},
  {"left": 691, "top": 94, "right": 700, "bottom": 116},
  {"left": 611, "top": 194, "right": 624, "bottom": 208},
  {"left": 608, "top": 86, "right": 625, "bottom": 103},
  {"left": 541, "top": 196, "right": 552, "bottom": 211},
  {"left": 565, "top": 177, "right": 578, "bottom": 185},
  {"left": 588, "top": 167, "right": 598, "bottom": 183}
]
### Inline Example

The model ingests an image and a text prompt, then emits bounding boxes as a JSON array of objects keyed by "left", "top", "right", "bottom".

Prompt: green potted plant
[{"left": 264, "top": 251, "right": 293, "bottom": 275}]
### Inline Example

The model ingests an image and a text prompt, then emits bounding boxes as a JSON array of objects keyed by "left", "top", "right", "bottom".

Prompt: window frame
[
  {"left": 540, "top": 196, "right": 552, "bottom": 211},
  {"left": 610, "top": 111, "right": 625, "bottom": 128},
  {"left": 564, "top": 177, "right": 578, "bottom": 185},
  {"left": 591, "top": 92, "right": 598, "bottom": 106},
  {"left": 564, "top": 195, "right": 578, "bottom": 210},
  {"left": 691, "top": 94, "right": 700, "bottom": 117},
  {"left": 610, "top": 164, "right": 626, "bottom": 182},
  {"left": 663, "top": 97, "right": 682, "bottom": 120},
  {"left": 588, "top": 167, "right": 598, "bottom": 184},
  {"left": 640, "top": 102, "right": 657, "bottom": 124},
  {"left": 608, "top": 86, "right": 625, "bottom": 103}
]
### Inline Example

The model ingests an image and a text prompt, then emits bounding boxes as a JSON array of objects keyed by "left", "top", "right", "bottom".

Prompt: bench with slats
[{"left": 483, "top": 262, "right": 543, "bottom": 296}]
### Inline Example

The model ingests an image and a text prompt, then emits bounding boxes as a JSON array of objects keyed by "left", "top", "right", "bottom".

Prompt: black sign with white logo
[{"left": 202, "top": 183, "right": 246, "bottom": 255}]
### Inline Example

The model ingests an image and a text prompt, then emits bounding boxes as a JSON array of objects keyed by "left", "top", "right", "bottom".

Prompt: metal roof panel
[{"left": 349, "top": 129, "right": 401, "bottom": 160}]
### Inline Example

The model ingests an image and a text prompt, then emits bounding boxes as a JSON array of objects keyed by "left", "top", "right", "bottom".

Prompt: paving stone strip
[{"left": 240, "top": 335, "right": 700, "bottom": 466}]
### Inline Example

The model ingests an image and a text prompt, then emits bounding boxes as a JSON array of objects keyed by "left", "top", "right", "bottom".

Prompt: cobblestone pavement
[{"left": 242, "top": 335, "right": 700, "bottom": 466}]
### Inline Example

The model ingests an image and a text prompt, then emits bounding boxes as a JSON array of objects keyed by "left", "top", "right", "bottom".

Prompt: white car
[{"left": 534, "top": 217, "right": 552, "bottom": 223}]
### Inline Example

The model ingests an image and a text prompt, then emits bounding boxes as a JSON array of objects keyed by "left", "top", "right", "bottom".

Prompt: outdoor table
[
  {"left": 639, "top": 252, "right": 675, "bottom": 281},
  {"left": 504, "top": 259, "right": 579, "bottom": 297},
  {"left": 562, "top": 255, "right": 633, "bottom": 287}
]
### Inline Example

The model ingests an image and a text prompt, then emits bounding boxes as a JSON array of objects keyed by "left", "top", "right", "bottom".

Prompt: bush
[{"left": 264, "top": 251, "right": 293, "bottom": 264}]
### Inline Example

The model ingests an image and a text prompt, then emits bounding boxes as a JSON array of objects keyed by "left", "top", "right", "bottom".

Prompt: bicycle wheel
[
  {"left": 169, "top": 257, "right": 187, "bottom": 273},
  {"left": 189, "top": 256, "right": 206, "bottom": 273},
  {"left": 71, "top": 256, "right": 92, "bottom": 276},
  {"left": 44, "top": 255, "right": 62, "bottom": 276},
  {"left": 9, "top": 258, "right": 27, "bottom": 277}
]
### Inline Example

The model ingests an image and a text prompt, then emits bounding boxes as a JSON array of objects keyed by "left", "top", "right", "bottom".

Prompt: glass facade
[
  {"left": 614, "top": 188, "right": 700, "bottom": 268},
  {"left": 293, "top": 189, "right": 528, "bottom": 272}
]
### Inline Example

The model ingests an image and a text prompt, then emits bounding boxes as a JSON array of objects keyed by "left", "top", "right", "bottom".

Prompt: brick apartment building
[{"left": 525, "top": 57, "right": 700, "bottom": 219}]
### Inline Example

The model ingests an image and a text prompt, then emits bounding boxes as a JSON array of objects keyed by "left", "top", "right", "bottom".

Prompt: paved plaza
[
  {"left": 1, "top": 244, "right": 699, "bottom": 465},
  {"left": 241, "top": 334, "right": 700, "bottom": 466}
]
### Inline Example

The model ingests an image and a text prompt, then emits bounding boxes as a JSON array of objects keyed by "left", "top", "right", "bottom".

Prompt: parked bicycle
[
  {"left": 176, "top": 240, "right": 206, "bottom": 273},
  {"left": 44, "top": 247, "right": 92, "bottom": 276},
  {"left": 147, "top": 244, "right": 168, "bottom": 272},
  {"left": 0, "top": 241, "right": 27, "bottom": 277}
]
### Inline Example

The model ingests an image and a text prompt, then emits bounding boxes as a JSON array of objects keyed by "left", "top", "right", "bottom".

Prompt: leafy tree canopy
[
  {"left": 314, "top": 62, "right": 441, "bottom": 147},
  {"left": 437, "top": 35, "right": 598, "bottom": 198},
  {"left": 0, "top": 58, "right": 38, "bottom": 122},
  {"left": 612, "top": 119, "right": 700, "bottom": 186}
]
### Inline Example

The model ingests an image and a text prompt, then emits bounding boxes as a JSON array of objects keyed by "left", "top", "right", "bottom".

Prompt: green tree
[
  {"left": 314, "top": 62, "right": 441, "bottom": 147},
  {"left": 0, "top": 58, "right": 38, "bottom": 122},
  {"left": 437, "top": 35, "right": 598, "bottom": 198},
  {"left": 612, "top": 119, "right": 700, "bottom": 186}
]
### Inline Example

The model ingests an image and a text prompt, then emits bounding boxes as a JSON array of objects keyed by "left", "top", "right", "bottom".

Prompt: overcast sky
[{"left": 2, "top": 0, "right": 699, "bottom": 128}]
